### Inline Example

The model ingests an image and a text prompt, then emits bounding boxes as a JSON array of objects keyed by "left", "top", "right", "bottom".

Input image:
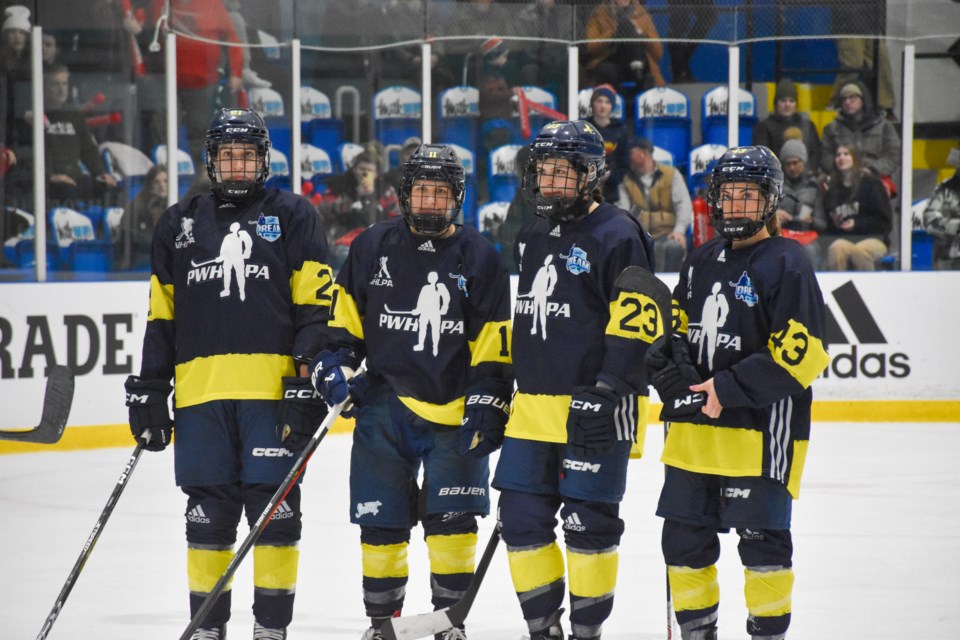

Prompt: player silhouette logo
[
  {"left": 519, "top": 254, "right": 558, "bottom": 340},
  {"left": 386, "top": 271, "right": 451, "bottom": 356},
  {"left": 376, "top": 256, "right": 392, "bottom": 280},
  {"left": 218, "top": 221, "right": 253, "bottom": 301},
  {"left": 175, "top": 217, "right": 195, "bottom": 248},
  {"left": 696, "top": 281, "right": 729, "bottom": 370}
]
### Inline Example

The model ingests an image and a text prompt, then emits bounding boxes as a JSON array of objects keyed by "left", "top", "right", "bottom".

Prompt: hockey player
[
  {"left": 647, "top": 146, "right": 830, "bottom": 640},
  {"left": 494, "top": 120, "right": 656, "bottom": 640},
  {"left": 124, "top": 108, "right": 332, "bottom": 640},
  {"left": 308, "top": 144, "right": 513, "bottom": 640}
]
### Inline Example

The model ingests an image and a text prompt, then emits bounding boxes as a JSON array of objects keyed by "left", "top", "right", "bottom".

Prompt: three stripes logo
[
  {"left": 563, "top": 512, "right": 586, "bottom": 532},
  {"left": 271, "top": 500, "right": 296, "bottom": 521},
  {"left": 187, "top": 505, "right": 211, "bottom": 524},
  {"left": 822, "top": 281, "right": 910, "bottom": 379}
]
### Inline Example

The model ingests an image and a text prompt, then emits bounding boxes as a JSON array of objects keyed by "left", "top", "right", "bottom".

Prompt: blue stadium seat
[
  {"left": 488, "top": 144, "right": 524, "bottom": 204},
  {"left": 373, "top": 86, "right": 422, "bottom": 168},
  {"left": 687, "top": 144, "right": 728, "bottom": 197},
  {"left": 635, "top": 87, "right": 692, "bottom": 174},
  {"left": 653, "top": 145, "right": 675, "bottom": 167},
  {"left": 700, "top": 86, "right": 758, "bottom": 147},
  {"left": 338, "top": 142, "right": 365, "bottom": 174},
  {"left": 441, "top": 143, "right": 477, "bottom": 229},
  {"left": 264, "top": 148, "right": 290, "bottom": 190},
  {"left": 301, "top": 143, "right": 335, "bottom": 193},
  {"left": 438, "top": 86, "right": 480, "bottom": 155}
]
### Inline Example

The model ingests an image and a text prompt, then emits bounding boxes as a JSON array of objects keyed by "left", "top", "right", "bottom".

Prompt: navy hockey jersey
[
  {"left": 508, "top": 201, "right": 656, "bottom": 444},
  {"left": 140, "top": 189, "right": 333, "bottom": 408},
  {"left": 326, "top": 219, "right": 512, "bottom": 426},
  {"left": 664, "top": 235, "right": 830, "bottom": 498}
]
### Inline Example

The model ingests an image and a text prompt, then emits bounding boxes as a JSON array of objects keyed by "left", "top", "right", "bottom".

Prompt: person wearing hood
[
  {"left": 753, "top": 78, "right": 821, "bottom": 171},
  {"left": 819, "top": 81, "right": 901, "bottom": 182}
]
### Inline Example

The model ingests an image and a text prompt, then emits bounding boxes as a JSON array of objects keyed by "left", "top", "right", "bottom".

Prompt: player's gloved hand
[
  {"left": 645, "top": 335, "right": 706, "bottom": 419},
  {"left": 459, "top": 385, "right": 510, "bottom": 458},
  {"left": 124, "top": 375, "right": 173, "bottom": 452},
  {"left": 309, "top": 350, "right": 356, "bottom": 406},
  {"left": 566, "top": 385, "right": 620, "bottom": 456},
  {"left": 276, "top": 376, "right": 329, "bottom": 452},
  {"left": 342, "top": 371, "right": 373, "bottom": 418}
]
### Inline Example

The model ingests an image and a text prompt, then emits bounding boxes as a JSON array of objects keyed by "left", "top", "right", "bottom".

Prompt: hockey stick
[
  {"left": 0, "top": 365, "right": 75, "bottom": 444},
  {"left": 380, "top": 525, "right": 501, "bottom": 640},
  {"left": 36, "top": 439, "right": 146, "bottom": 640},
  {"left": 613, "top": 266, "right": 676, "bottom": 639},
  {"left": 178, "top": 398, "right": 347, "bottom": 640}
]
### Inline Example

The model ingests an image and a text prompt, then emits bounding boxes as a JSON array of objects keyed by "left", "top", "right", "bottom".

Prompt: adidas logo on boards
[
  {"left": 418, "top": 240, "right": 436, "bottom": 252},
  {"left": 563, "top": 512, "right": 586, "bottom": 532},
  {"left": 187, "top": 505, "right": 211, "bottom": 524},
  {"left": 822, "top": 281, "right": 909, "bottom": 379}
]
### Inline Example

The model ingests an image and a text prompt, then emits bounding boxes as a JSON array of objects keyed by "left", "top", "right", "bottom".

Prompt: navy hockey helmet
[
  {"left": 706, "top": 145, "right": 784, "bottom": 240},
  {"left": 204, "top": 108, "right": 271, "bottom": 201},
  {"left": 398, "top": 143, "right": 466, "bottom": 236},
  {"left": 522, "top": 120, "right": 606, "bottom": 223}
]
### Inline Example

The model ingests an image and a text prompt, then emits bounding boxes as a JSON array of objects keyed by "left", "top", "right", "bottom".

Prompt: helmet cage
[
  {"left": 204, "top": 108, "right": 271, "bottom": 201},
  {"left": 398, "top": 144, "right": 466, "bottom": 236}
]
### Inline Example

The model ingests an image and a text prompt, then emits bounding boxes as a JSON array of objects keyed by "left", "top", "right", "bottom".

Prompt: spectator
[
  {"left": 777, "top": 139, "right": 827, "bottom": 268},
  {"left": 116, "top": 164, "right": 167, "bottom": 269},
  {"left": 1, "top": 5, "right": 31, "bottom": 227},
  {"left": 585, "top": 84, "right": 630, "bottom": 203},
  {"left": 830, "top": 0, "right": 895, "bottom": 114},
  {"left": 922, "top": 146, "right": 960, "bottom": 269},
  {"left": 819, "top": 81, "right": 901, "bottom": 188},
  {"left": 665, "top": 0, "right": 717, "bottom": 82},
  {"left": 318, "top": 151, "right": 400, "bottom": 268},
  {"left": 754, "top": 78, "right": 822, "bottom": 171},
  {"left": 583, "top": 0, "right": 665, "bottom": 94},
  {"left": 41, "top": 32, "right": 63, "bottom": 70},
  {"left": 1, "top": 5, "right": 31, "bottom": 77},
  {"left": 617, "top": 136, "right": 692, "bottom": 271},
  {"left": 170, "top": 0, "right": 245, "bottom": 169},
  {"left": 822, "top": 142, "right": 893, "bottom": 271},
  {"left": 383, "top": 136, "right": 421, "bottom": 193},
  {"left": 11, "top": 63, "right": 118, "bottom": 208}
]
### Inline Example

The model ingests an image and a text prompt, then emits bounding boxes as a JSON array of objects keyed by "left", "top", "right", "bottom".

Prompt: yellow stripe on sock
[
  {"left": 187, "top": 547, "right": 234, "bottom": 593},
  {"left": 567, "top": 547, "right": 619, "bottom": 598},
  {"left": 426, "top": 533, "right": 478, "bottom": 575},
  {"left": 361, "top": 542, "right": 409, "bottom": 579},
  {"left": 744, "top": 566, "right": 794, "bottom": 617},
  {"left": 507, "top": 542, "right": 565, "bottom": 593},
  {"left": 253, "top": 544, "right": 299, "bottom": 591},
  {"left": 668, "top": 565, "right": 719, "bottom": 613}
]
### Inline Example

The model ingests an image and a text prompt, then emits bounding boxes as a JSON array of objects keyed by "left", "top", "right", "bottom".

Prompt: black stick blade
[{"left": 0, "top": 365, "right": 75, "bottom": 443}]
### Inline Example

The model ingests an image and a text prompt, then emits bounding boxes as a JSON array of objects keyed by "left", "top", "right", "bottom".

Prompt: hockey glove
[
  {"left": 277, "top": 376, "right": 329, "bottom": 453},
  {"left": 645, "top": 335, "right": 706, "bottom": 420},
  {"left": 459, "top": 386, "right": 510, "bottom": 458},
  {"left": 566, "top": 385, "right": 620, "bottom": 456},
  {"left": 124, "top": 376, "right": 173, "bottom": 452},
  {"left": 308, "top": 349, "right": 356, "bottom": 406},
  {"left": 343, "top": 371, "right": 373, "bottom": 418}
]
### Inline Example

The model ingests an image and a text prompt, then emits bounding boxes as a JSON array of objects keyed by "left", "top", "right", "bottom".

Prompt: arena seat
[
  {"left": 700, "top": 85, "right": 758, "bottom": 147},
  {"left": 635, "top": 87, "right": 692, "bottom": 174},
  {"left": 687, "top": 144, "right": 728, "bottom": 197},
  {"left": 301, "top": 86, "right": 345, "bottom": 161},
  {"left": 373, "top": 86, "right": 422, "bottom": 168},
  {"left": 488, "top": 144, "right": 524, "bottom": 204},
  {"left": 438, "top": 85, "right": 480, "bottom": 155}
]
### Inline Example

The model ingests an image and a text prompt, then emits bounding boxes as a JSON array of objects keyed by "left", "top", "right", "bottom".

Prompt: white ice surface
[{"left": 2, "top": 422, "right": 959, "bottom": 640}]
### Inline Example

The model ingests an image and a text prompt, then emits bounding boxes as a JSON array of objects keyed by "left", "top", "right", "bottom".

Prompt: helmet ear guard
[
  {"left": 706, "top": 145, "right": 784, "bottom": 240},
  {"left": 398, "top": 144, "right": 466, "bottom": 236},
  {"left": 522, "top": 120, "right": 606, "bottom": 223},
  {"left": 204, "top": 108, "right": 271, "bottom": 201}
]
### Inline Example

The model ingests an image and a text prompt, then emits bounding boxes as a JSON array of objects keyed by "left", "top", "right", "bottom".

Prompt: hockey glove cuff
[
  {"left": 460, "top": 386, "right": 510, "bottom": 458},
  {"left": 343, "top": 372, "right": 373, "bottom": 418},
  {"left": 645, "top": 335, "right": 706, "bottom": 420},
  {"left": 277, "top": 376, "right": 329, "bottom": 453},
  {"left": 566, "top": 385, "right": 620, "bottom": 456},
  {"left": 124, "top": 375, "right": 173, "bottom": 452}
]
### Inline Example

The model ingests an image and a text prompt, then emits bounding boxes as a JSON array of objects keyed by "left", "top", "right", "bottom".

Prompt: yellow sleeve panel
[
  {"left": 667, "top": 564, "right": 719, "bottom": 613},
  {"left": 606, "top": 291, "right": 666, "bottom": 343},
  {"left": 426, "top": 532, "right": 478, "bottom": 575},
  {"left": 253, "top": 544, "right": 299, "bottom": 592},
  {"left": 505, "top": 392, "right": 570, "bottom": 443},
  {"left": 567, "top": 546, "right": 619, "bottom": 598},
  {"left": 661, "top": 422, "right": 763, "bottom": 478},
  {"left": 187, "top": 546, "right": 234, "bottom": 594},
  {"left": 468, "top": 320, "right": 512, "bottom": 366},
  {"left": 507, "top": 541, "right": 565, "bottom": 593},
  {"left": 147, "top": 275, "right": 175, "bottom": 321},
  {"left": 361, "top": 541, "right": 409, "bottom": 579},
  {"left": 672, "top": 300, "right": 688, "bottom": 336},
  {"left": 398, "top": 395, "right": 465, "bottom": 427},
  {"left": 744, "top": 566, "right": 794, "bottom": 618},
  {"left": 330, "top": 284, "right": 364, "bottom": 340},
  {"left": 290, "top": 260, "right": 335, "bottom": 308},
  {"left": 175, "top": 353, "right": 295, "bottom": 408},
  {"left": 767, "top": 318, "right": 831, "bottom": 389}
]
